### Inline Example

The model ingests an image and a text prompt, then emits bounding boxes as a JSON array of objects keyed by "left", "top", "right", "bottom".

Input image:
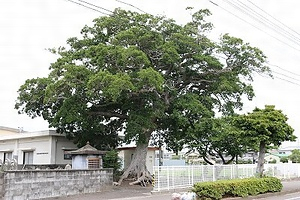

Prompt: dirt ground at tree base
[{"left": 48, "top": 180, "right": 157, "bottom": 200}]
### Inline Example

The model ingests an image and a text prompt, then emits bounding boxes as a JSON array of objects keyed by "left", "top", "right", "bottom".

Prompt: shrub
[
  {"left": 280, "top": 157, "right": 288, "bottom": 163},
  {"left": 192, "top": 177, "right": 282, "bottom": 199},
  {"left": 103, "top": 149, "right": 122, "bottom": 181}
]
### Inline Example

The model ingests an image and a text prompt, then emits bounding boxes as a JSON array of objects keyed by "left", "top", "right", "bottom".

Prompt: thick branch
[
  {"left": 225, "top": 155, "right": 235, "bottom": 164},
  {"left": 88, "top": 111, "right": 128, "bottom": 119},
  {"left": 203, "top": 156, "right": 214, "bottom": 165}
]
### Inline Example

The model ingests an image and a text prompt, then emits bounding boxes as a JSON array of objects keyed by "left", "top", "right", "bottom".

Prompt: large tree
[
  {"left": 235, "top": 105, "right": 296, "bottom": 177},
  {"left": 15, "top": 8, "right": 270, "bottom": 185}
]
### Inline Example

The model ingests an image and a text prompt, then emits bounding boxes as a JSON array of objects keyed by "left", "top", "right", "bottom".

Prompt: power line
[
  {"left": 66, "top": 0, "right": 300, "bottom": 88},
  {"left": 233, "top": 0, "right": 300, "bottom": 45},
  {"left": 267, "top": 62, "right": 300, "bottom": 77},
  {"left": 65, "top": 0, "right": 111, "bottom": 15},
  {"left": 246, "top": 0, "right": 300, "bottom": 39},
  {"left": 209, "top": 0, "right": 300, "bottom": 52},
  {"left": 272, "top": 75, "right": 300, "bottom": 87},
  {"left": 77, "top": 0, "right": 113, "bottom": 14},
  {"left": 209, "top": 0, "right": 300, "bottom": 86},
  {"left": 272, "top": 70, "right": 300, "bottom": 83},
  {"left": 115, "top": 0, "right": 147, "bottom": 14},
  {"left": 236, "top": 0, "right": 300, "bottom": 47},
  {"left": 214, "top": 53, "right": 300, "bottom": 86},
  {"left": 257, "top": 72, "right": 300, "bottom": 87}
]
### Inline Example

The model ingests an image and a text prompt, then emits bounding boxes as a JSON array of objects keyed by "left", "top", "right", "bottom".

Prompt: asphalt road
[{"left": 256, "top": 192, "right": 300, "bottom": 200}]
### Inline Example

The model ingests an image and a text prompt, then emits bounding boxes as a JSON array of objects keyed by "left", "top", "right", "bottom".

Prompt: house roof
[
  {"left": 0, "top": 129, "right": 65, "bottom": 141},
  {"left": 279, "top": 146, "right": 300, "bottom": 151},
  {"left": 69, "top": 142, "right": 106, "bottom": 155},
  {"left": 117, "top": 146, "right": 159, "bottom": 151},
  {"left": 0, "top": 126, "right": 25, "bottom": 135}
]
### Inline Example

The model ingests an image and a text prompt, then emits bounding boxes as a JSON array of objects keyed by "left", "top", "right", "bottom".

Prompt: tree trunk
[
  {"left": 256, "top": 141, "right": 266, "bottom": 177},
  {"left": 117, "top": 130, "right": 153, "bottom": 186}
]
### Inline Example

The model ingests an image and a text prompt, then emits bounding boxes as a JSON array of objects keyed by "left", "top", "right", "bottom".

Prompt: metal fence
[{"left": 152, "top": 163, "right": 300, "bottom": 191}]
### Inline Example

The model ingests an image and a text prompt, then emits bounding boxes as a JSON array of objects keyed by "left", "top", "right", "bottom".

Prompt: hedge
[{"left": 192, "top": 177, "right": 282, "bottom": 199}]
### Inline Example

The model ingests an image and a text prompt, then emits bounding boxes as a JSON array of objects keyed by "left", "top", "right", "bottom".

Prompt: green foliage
[
  {"left": 237, "top": 159, "right": 253, "bottom": 164},
  {"left": 289, "top": 149, "right": 300, "bottom": 163},
  {"left": 235, "top": 105, "right": 296, "bottom": 147},
  {"left": 269, "top": 159, "right": 277, "bottom": 164},
  {"left": 171, "top": 155, "right": 181, "bottom": 160},
  {"left": 103, "top": 150, "right": 122, "bottom": 180},
  {"left": 15, "top": 8, "right": 271, "bottom": 174},
  {"left": 280, "top": 156, "right": 289, "bottom": 163},
  {"left": 182, "top": 116, "right": 249, "bottom": 165},
  {"left": 234, "top": 105, "right": 296, "bottom": 176},
  {"left": 192, "top": 177, "right": 282, "bottom": 199}
]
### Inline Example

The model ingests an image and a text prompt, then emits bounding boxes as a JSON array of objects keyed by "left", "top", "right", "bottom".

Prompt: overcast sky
[{"left": 1, "top": 0, "right": 300, "bottom": 146}]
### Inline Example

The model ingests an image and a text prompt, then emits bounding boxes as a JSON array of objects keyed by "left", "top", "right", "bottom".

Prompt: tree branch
[{"left": 88, "top": 111, "right": 128, "bottom": 119}]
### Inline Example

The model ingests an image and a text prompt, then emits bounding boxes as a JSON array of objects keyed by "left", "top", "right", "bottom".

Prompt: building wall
[
  {"left": 146, "top": 150, "right": 155, "bottom": 174},
  {"left": 0, "top": 140, "right": 15, "bottom": 161},
  {"left": 0, "top": 169, "right": 113, "bottom": 200},
  {"left": 18, "top": 136, "right": 51, "bottom": 164},
  {"left": 119, "top": 149, "right": 156, "bottom": 174},
  {"left": 54, "top": 136, "right": 77, "bottom": 165},
  {"left": 0, "top": 135, "right": 77, "bottom": 166}
]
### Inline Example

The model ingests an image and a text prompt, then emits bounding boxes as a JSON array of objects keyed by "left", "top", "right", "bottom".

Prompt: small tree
[
  {"left": 103, "top": 150, "right": 122, "bottom": 181},
  {"left": 288, "top": 149, "right": 300, "bottom": 163},
  {"left": 235, "top": 105, "right": 296, "bottom": 177}
]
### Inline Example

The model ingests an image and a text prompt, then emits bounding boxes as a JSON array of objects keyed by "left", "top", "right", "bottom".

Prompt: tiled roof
[{"left": 69, "top": 142, "right": 106, "bottom": 155}]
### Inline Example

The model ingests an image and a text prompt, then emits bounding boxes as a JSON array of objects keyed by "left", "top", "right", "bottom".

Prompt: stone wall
[{"left": 0, "top": 169, "right": 113, "bottom": 200}]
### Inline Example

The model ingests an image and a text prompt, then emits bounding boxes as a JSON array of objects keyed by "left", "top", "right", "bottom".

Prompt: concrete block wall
[{"left": 0, "top": 169, "right": 113, "bottom": 200}]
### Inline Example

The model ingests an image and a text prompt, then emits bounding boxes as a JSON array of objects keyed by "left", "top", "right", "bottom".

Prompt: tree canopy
[
  {"left": 15, "top": 8, "right": 271, "bottom": 185},
  {"left": 235, "top": 105, "right": 296, "bottom": 176},
  {"left": 183, "top": 116, "right": 249, "bottom": 165},
  {"left": 289, "top": 149, "right": 300, "bottom": 163}
]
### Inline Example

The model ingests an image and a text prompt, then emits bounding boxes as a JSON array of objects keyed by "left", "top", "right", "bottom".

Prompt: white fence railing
[{"left": 152, "top": 163, "right": 300, "bottom": 191}]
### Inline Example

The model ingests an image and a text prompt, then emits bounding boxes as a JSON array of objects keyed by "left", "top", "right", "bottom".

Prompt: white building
[
  {"left": 117, "top": 146, "right": 158, "bottom": 174},
  {"left": 278, "top": 146, "right": 300, "bottom": 156},
  {"left": 0, "top": 126, "right": 77, "bottom": 166}
]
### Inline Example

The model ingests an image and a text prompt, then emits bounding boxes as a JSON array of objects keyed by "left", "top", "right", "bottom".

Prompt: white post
[
  {"left": 188, "top": 165, "right": 191, "bottom": 186},
  {"left": 157, "top": 166, "right": 160, "bottom": 191},
  {"left": 191, "top": 165, "right": 194, "bottom": 186},
  {"left": 213, "top": 165, "right": 215, "bottom": 181},
  {"left": 167, "top": 166, "right": 170, "bottom": 190},
  {"left": 172, "top": 166, "right": 175, "bottom": 188},
  {"left": 202, "top": 165, "right": 204, "bottom": 182},
  {"left": 230, "top": 164, "right": 233, "bottom": 179}
]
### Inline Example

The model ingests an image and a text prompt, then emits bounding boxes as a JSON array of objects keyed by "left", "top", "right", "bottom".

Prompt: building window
[
  {"left": 88, "top": 157, "right": 100, "bottom": 169},
  {"left": 23, "top": 151, "right": 34, "bottom": 164},
  {"left": 63, "top": 151, "right": 72, "bottom": 160},
  {"left": 3, "top": 152, "right": 12, "bottom": 161}
]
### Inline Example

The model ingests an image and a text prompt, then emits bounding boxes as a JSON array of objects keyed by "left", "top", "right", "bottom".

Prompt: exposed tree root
[
  {"left": 129, "top": 171, "right": 152, "bottom": 186},
  {"left": 117, "top": 131, "right": 153, "bottom": 187}
]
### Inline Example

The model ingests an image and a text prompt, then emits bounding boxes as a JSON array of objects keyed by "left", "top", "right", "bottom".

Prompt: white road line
[
  {"left": 284, "top": 196, "right": 300, "bottom": 200},
  {"left": 108, "top": 193, "right": 170, "bottom": 200}
]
